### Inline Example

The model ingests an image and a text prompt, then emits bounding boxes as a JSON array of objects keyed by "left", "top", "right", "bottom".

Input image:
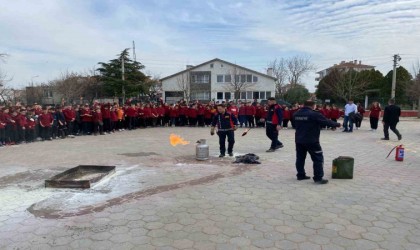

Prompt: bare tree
[
  {"left": 268, "top": 58, "right": 288, "bottom": 98},
  {"left": 224, "top": 66, "right": 256, "bottom": 102},
  {"left": 287, "top": 55, "right": 316, "bottom": 87},
  {"left": 321, "top": 69, "right": 371, "bottom": 102},
  {"left": 175, "top": 72, "right": 191, "bottom": 101},
  {"left": 408, "top": 60, "right": 420, "bottom": 117},
  {"left": 0, "top": 53, "right": 13, "bottom": 104}
]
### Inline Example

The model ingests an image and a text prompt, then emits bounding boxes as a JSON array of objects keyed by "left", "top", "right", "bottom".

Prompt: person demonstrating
[
  {"left": 293, "top": 100, "right": 341, "bottom": 184},
  {"left": 343, "top": 100, "right": 357, "bottom": 132},
  {"left": 210, "top": 104, "right": 238, "bottom": 157}
]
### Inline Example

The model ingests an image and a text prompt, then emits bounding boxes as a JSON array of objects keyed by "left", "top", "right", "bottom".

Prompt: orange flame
[{"left": 169, "top": 133, "right": 190, "bottom": 146}]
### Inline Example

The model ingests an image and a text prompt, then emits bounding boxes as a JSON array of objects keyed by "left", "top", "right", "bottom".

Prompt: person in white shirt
[{"left": 343, "top": 100, "right": 358, "bottom": 132}]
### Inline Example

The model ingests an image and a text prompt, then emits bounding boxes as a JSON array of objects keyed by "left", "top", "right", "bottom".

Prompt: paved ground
[{"left": 0, "top": 118, "right": 419, "bottom": 250}]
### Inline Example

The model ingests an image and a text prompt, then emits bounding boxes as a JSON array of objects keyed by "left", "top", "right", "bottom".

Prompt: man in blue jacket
[
  {"left": 211, "top": 104, "right": 238, "bottom": 157},
  {"left": 293, "top": 100, "right": 341, "bottom": 184}
]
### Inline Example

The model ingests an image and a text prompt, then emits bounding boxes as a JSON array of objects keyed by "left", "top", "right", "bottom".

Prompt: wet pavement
[{"left": 0, "top": 119, "right": 419, "bottom": 249}]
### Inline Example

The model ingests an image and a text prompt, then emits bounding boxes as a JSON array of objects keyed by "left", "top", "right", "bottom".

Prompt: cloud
[{"left": 0, "top": 0, "right": 419, "bottom": 92}]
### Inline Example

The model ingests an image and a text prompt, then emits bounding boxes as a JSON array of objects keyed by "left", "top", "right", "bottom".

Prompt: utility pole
[
  {"left": 391, "top": 54, "right": 401, "bottom": 99},
  {"left": 132, "top": 41, "right": 136, "bottom": 62},
  {"left": 122, "top": 55, "right": 125, "bottom": 104}
]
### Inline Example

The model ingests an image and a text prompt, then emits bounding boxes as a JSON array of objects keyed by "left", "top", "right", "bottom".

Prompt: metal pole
[
  {"left": 391, "top": 54, "right": 401, "bottom": 99},
  {"left": 122, "top": 56, "right": 125, "bottom": 104}
]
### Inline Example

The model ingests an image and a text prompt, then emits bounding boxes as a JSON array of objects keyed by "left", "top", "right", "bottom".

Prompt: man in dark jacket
[
  {"left": 211, "top": 104, "right": 238, "bottom": 157},
  {"left": 381, "top": 98, "right": 402, "bottom": 140},
  {"left": 265, "top": 97, "right": 283, "bottom": 152},
  {"left": 293, "top": 100, "right": 341, "bottom": 184}
]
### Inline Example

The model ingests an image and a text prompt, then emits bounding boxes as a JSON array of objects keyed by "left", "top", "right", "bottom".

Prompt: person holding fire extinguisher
[
  {"left": 210, "top": 104, "right": 238, "bottom": 158},
  {"left": 381, "top": 98, "right": 402, "bottom": 141}
]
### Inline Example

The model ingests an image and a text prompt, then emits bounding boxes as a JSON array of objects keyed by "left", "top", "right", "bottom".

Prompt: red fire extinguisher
[{"left": 386, "top": 145, "right": 404, "bottom": 161}]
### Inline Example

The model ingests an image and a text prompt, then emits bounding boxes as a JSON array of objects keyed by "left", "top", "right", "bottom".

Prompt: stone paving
[{"left": 0, "top": 118, "right": 419, "bottom": 250}]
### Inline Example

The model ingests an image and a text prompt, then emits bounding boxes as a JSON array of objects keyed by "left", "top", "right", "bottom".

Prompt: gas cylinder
[
  {"left": 395, "top": 145, "right": 404, "bottom": 161},
  {"left": 196, "top": 139, "right": 209, "bottom": 161}
]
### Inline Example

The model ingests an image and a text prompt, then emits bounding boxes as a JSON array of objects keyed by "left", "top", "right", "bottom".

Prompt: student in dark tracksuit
[
  {"left": 381, "top": 98, "right": 402, "bottom": 141},
  {"left": 211, "top": 104, "right": 238, "bottom": 157},
  {"left": 293, "top": 101, "right": 341, "bottom": 184},
  {"left": 265, "top": 97, "right": 284, "bottom": 152}
]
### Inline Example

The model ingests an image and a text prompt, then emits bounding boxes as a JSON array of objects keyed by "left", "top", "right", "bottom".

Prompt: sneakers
[
  {"left": 275, "top": 144, "right": 284, "bottom": 149},
  {"left": 314, "top": 179, "right": 329, "bottom": 184},
  {"left": 266, "top": 148, "right": 275, "bottom": 152},
  {"left": 398, "top": 135, "right": 402, "bottom": 140},
  {"left": 297, "top": 176, "right": 311, "bottom": 181},
  {"left": 228, "top": 153, "right": 233, "bottom": 157},
  {"left": 219, "top": 154, "right": 225, "bottom": 158},
  {"left": 381, "top": 138, "right": 389, "bottom": 140}
]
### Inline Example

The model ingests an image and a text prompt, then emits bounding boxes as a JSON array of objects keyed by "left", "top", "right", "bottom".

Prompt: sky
[{"left": 1, "top": 0, "right": 420, "bottom": 92}]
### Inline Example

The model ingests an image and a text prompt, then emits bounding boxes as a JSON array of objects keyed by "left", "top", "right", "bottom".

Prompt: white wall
[{"left": 161, "top": 59, "right": 276, "bottom": 102}]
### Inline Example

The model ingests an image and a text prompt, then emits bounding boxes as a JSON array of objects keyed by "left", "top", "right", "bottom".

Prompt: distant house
[
  {"left": 160, "top": 58, "right": 276, "bottom": 103},
  {"left": 316, "top": 60, "right": 375, "bottom": 81},
  {"left": 25, "top": 85, "right": 62, "bottom": 105}
]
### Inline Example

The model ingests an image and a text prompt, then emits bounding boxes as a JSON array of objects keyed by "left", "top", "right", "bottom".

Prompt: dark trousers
[
  {"left": 127, "top": 116, "right": 136, "bottom": 130},
  {"left": 238, "top": 115, "right": 246, "bottom": 127},
  {"left": 189, "top": 117, "right": 197, "bottom": 126},
  {"left": 370, "top": 117, "right": 379, "bottom": 129},
  {"left": 5, "top": 125, "right": 17, "bottom": 143},
  {"left": 204, "top": 118, "right": 212, "bottom": 126},
  {"left": 103, "top": 118, "right": 111, "bottom": 132},
  {"left": 26, "top": 129, "right": 35, "bottom": 142},
  {"left": 266, "top": 124, "right": 282, "bottom": 149},
  {"left": 282, "top": 119, "right": 289, "bottom": 128},
  {"left": 17, "top": 127, "right": 26, "bottom": 142},
  {"left": 295, "top": 142, "right": 324, "bottom": 181},
  {"left": 117, "top": 120, "right": 124, "bottom": 130},
  {"left": 0, "top": 128, "right": 5, "bottom": 143},
  {"left": 93, "top": 122, "right": 103, "bottom": 134},
  {"left": 247, "top": 115, "right": 255, "bottom": 127},
  {"left": 343, "top": 115, "right": 353, "bottom": 131},
  {"left": 384, "top": 122, "right": 401, "bottom": 139},
  {"left": 82, "top": 122, "right": 92, "bottom": 134},
  {"left": 66, "top": 121, "right": 74, "bottom": 135},
  {"left": 40, "top": 126, "right": 51, "bottom": 140},
  {"left": 355, "top": 117, "right": 363, "bottom": 128},
  {"left": 197, "top": 115, "right": 205, "bottom": 127},
  {"left": 218, "top": 130, "right": 235, "bottom": 154}
]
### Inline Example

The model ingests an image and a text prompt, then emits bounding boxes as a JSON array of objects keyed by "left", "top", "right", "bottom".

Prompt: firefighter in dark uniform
[
  {"left": 211, "top": 104, "right": 238, "bottom": 157},
  {"left": 293, "top": 100, "right": 341, "bottom": 184},
  {"left": 265, "top": 97, "right": 283, "bottom": 152}
]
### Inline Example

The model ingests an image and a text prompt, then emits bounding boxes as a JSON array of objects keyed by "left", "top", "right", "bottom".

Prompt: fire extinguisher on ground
[{"left": 386, "top": 145, "right": 404, "bottom": 161}]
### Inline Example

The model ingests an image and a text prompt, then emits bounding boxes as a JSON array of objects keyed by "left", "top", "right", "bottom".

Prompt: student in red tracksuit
[
  {"left": 0, "top": 110, "right": 6, "bottom": 146},
  {"left": 255, "top": 103, "right": 265, "bottom": 127},
  {"left": 197, "top": 104, "right": 206, "bottom": 127},
  {"left": 156, "top": 104, "right": 165, "bottom": 127},
  {"left": 204, "top": 106, "right": 213, "bottom": 126},
  {"left": 369, "top": 101, "right": 381, "bottom": 131},
  {"left": 282, "top": 106, "right": 291, "bottom": 128},
  {"left": 137, "top": 104, "right": 145, "bottom": 128},
  {"left": 38, "top": 107, "right": 53, "bottom": 140},
  {"left": 125, "top": 104, "right": 138, "bottom": 130},
  {"left": 330, "top": 105, "right": 341, "bottom": 122},
  {"left": 16, "top": 109, "right": 28, "bottom": 143},
  {"left": 101, "top": 104, "right": 111, "bottom": 133},
  {"left": 26, "top": 110, "right": 36, "bottom": 142},
  {"left": 80, "top": 105, "right": 93, "bottom": 135},
  {"left": 188, "top": 105, "right": 198, "bottom": 127},
  {"left": 163, "top": 103, "right": 171, "bottom": 127},
  {"left": 169, "top": 105, "right": 179, "bottom": 127},
  {"left": 238, "top": 103, "right": 247, "bottom": 127},
  {"left": 143, "top": 104, "right": 152, "bottom": 127},
  {"left": 63, "top": 105, "right": 76, "bottom": 136},
  {"left": 110, "top": 106, "right": 118, "bottom": 132},
  {"left": 178, "top": 105, "right": 188, "bottom": 126},
  {"left": 93, "top": 108, "right": 104, "bottom": 135},
  {"left": 245, "top": 102, "right": 256, "bottom": 127},
  {"left": 151, "top": 104, "right": 159, "bottom": 127}
]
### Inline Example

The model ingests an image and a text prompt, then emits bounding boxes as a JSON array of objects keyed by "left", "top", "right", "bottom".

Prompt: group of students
[{"left": 0, "top": 97, "right": 385, "bottom": 147}]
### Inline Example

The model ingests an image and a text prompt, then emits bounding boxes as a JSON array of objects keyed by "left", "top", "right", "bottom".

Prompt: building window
[
  {"left": 266, "top": 91, "right": 272, "bottom": 98},
  {"left": 260, "top": 91, "right": 266, "bottom": 99},
  {"left": 225, "top": 92, "right": 231, "bottom": 100},
  {"left": 217, "top": 92, "right": 223, "bottom": 99},
  {"left": 210, "top": 63, "right": 214, "bottom": 68},
  {"left": 191, "top": 92, "right": 210, "bottom": 100},
  {"left": 235, "top": 75, "right": 240, "bottom": 82},
  {"left": 247, "top": 74, "right": 252, "bottom": 82},
  {"left": 217, "top": 75, "right": 224, "bottom": 83},
  {"left": 253, "top": 92, "right": 259, "bottom": 99},
  {"left": 43, "top": 89, "right": 53, "bottom": 98},
  {"left": 253, "top": 76, "right": 258, "bottom": 82},
  {"left": 192, "top": 74, "right": 210, "bottom": 84},
  {"left": 246, "top": 91, "right": 252, "bottom": 99},
  {"left": 225, "top": 75, "right": 231, "bottom": 82},
  {"left": 240, "top": 92, "right": 246, "bottom": 99},
  {"left": 240, "top": 75, "right": 246, "bottom": 83},
  {"left": 221, "top": 64, "right": 224, "bottom": 68}
]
